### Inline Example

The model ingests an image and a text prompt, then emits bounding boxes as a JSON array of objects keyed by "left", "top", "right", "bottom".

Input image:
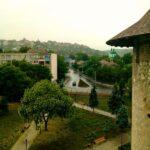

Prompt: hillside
[
  {"left": 0, "top": 39, "right": 107, "bottom": 56},
  {"left": 0, "top": 39, "right": 132, "bottom": 56}
]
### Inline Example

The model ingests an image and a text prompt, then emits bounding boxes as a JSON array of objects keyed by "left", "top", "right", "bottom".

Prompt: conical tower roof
[{"left": 106, "top": 10, "right": 150, "bottom": 47}]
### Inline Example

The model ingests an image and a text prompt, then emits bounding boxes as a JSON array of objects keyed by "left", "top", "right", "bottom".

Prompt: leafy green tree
[
  {"left": 124, "top": 78, "right": 132, "bottom": 106},
  {"left": 76, "top": 52, "right": 89, "bottom": 61},
  {"left": 57, "top": 55, "right": 68, "bottom": 82},
  {"left": 19, "top": 80, "right": 73, "bottom": 131},
  {"left": 0, "top": 64, "right": 32, "bottom": 101},
  {"left": 12, "top": 60, "right": 51, "bottom": 82},
  {"left": 85, "top": 131, "right": 97, "bottom": 150},
  {"left": 122, "top": 53, "right": 132, "bottom": 65},
  {"left": 19, "top": 46, "right": 30, "bottom": 53},
  {"left": 116, "top": 105, "right": 129, "bottom": 148},
  {"left": 108, "top": 83, "right": 124, "bottom": 114},
  {"left": 83, "top": 56, "right": 100, "bottom": 80},
  {"left": 89, "top": 86, "right": 99, "bottom": 111},
  {"left": 103, "top": 120, "right": 115, "bottom": 138}
]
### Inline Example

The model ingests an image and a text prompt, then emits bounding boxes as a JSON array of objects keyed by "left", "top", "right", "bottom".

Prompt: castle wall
[{"left": 132, "top": 43, "right": 150, "bottom": 150}]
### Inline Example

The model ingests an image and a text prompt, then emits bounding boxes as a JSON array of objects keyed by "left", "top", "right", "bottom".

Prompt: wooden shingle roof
[{"left": 106, "top": 10, "right": 150, "bottom": 47}]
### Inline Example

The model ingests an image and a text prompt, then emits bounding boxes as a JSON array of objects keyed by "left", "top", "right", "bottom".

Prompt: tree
[
  {"left": 12, "top": 60, "right": 52, "bottom": 82},
  {"left": 0, "top": 64, "right": 32, "bottom": 101},
  {"left": 116, "top": 105, "right": 129, "bottom": 149},
  {"left": 108, "top": 83, "right": 124, "bottom": 114},
  {"left": 122, "top": 53, "right": 132, "bottom": 65},
  {"left": 103, "top": 120, "right": 115, "bottom": 139},
  {"left": 76, "top": 52, "right": 89, "bottom": 61},
  {"left": 19, "top": 46, "right": 30, "bottom": 53},
  {"left": 57, "top": 55, "right": 68, "bottom": 82},
  {"left": 124, "top": 78, "right": 132, "bottom": 106},
  {"left": 83, "top": 56, "right": 100, "bottom": 81},
  {"left": 19, "top": 80, "right": 73, "bottom": 131},
  {"left": 85, "top": 131, "right": 97, "bottom": 150},
  {"left": 89, "top": 86, "right": 99, "bottom": 111}
]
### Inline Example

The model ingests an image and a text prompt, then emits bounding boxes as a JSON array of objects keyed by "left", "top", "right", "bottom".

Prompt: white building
[{"left": 0, "top": 51, "right": 57, "bottom": 81}]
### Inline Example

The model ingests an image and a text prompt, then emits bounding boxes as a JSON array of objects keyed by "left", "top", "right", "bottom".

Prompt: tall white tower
[{"left": 51, "top": 53, "right": 57, "bottom": 82}]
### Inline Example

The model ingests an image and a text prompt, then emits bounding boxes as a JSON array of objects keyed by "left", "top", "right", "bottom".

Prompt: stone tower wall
[{"left": 132, "top": 43, "right": 150, "bottom": 150}]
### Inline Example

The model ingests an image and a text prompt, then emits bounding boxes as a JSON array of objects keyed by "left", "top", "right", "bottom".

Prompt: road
[{"left": 65, "top": 69, "right": 112, "bottom": 95}]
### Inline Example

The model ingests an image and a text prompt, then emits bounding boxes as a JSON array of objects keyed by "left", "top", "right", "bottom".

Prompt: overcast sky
[{"left": 0, "top": 0, "right": 149, "bottom": 50}]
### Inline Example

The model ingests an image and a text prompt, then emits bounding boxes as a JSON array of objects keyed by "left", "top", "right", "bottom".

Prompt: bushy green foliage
[
  {"left": 76, "top": 52, "right": 89, "bottom": 61},
  {"left": 116, "top": 105, "right": 129, "bottom": 130},
  {"left": 19, "top": 46, "right": 30, "bottom": 53},
  {"left": 12, "top": 60, "right": 51, "bottom": 82},
  {"left": 57, "top": 55, "right": 69, "bottom": 82},
  {"left": 124, "top": 78, "right": 132, "bottom": 105},
  {"left": 76, "top": 53, "right": 132, "bottom": 84},
  {"left": 19, "top": 80, "right": 73, "bottom": 131},
  {"left": 89, "top": 86, "right": 99, "bottom": 111},
  {"left": 103, "top": 120, "right": 117, "bottom": 138},
  {"left": 0, "top": 64, "right": 32, "bottom": 101},
  {"left": 0, "top": 60, "right": 52, "bottom": 102},
  {"left": 108, "top": 83, "right": 124, "bottom": 114}
]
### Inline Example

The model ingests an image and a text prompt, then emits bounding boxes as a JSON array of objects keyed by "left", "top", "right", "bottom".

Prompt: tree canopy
[
  {"left": 0, "top": 64, "right": 32, "bottom": 101},
  {"left": 89, "top": 86, "right": 99, "bottom": 111},
  {"left": 57, "top": 55, "right": 68, "bottom": 82},
  {"left": 12, "top": 60, "right": 52, "bottom": 82},
  {"left": 20, "top": 80, "right": 73, "bottom": 131},
  {"left": 108, "top": 83, "right": 124, "bottom": 114},
  {"left": 19, "top": 46, "right": 30, "bottom": 53}
]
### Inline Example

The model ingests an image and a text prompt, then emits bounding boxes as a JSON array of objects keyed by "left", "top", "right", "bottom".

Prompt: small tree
[
  {"left": 116, "top": 105, "right": 129, "bottom": 149},
  {"left": 108, "top": 83, "right": 124, "bottom": 114},
  {"left": 19, "top": 80, "right": 73, "bottom": 131},
  {"left": 0, "top": 64, "right": 32, "bottom": 101},
  {"left": 57, "top": 55, "right": 68, "bottom": 82},
  {"left": 89, "top": 86, "right": 99, "bottom": 111},
  {"left": 19, "top": 46, "right": 30, "bottom": 53},
  {"left": 85, "top": 131, "right": 97, "bottom": 150},
  {"left": 103, "top": 120, "right": 115, "bottom": 139}
]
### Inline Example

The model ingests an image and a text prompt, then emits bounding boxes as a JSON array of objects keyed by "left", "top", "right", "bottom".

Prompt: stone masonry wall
[{"left": 132, "top": 43, "right": 150, "bottom": 150}]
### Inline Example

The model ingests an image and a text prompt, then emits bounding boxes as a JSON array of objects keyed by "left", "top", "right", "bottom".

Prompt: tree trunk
[
  {"left": 45, "top": 121, "right": 48, "bottom": 131},
  {"left": 120, "top": 132, "right": 123, "bottom": 150}
]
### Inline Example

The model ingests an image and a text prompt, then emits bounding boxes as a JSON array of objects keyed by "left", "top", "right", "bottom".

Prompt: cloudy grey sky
[{"left": 0, "top": 0, "right": 149, "bottom": 50}]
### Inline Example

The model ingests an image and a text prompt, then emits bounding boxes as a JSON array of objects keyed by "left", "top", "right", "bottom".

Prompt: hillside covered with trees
[{"left": 0, "top": 39, "right": 132, "bottom": 56}]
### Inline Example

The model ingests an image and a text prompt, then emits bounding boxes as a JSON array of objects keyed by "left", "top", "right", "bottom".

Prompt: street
[{"left": 65, "top": 69, "right": 112, "bottom": 95}]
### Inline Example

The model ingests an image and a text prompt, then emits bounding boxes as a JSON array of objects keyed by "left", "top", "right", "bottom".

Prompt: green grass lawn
[
  {"left": 0, "top": 111, "right": 24, "bottom": 150},
  {"left": 30, "top": 108, "right": 119, "bottom": 150},
  {"left": 70, "top": 94, "right": 110, "bottom": 112}
]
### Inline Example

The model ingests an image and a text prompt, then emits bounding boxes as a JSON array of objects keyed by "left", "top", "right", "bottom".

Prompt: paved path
[
  {"left": 11, "top": 121, "right": 39, "bottom": 150},
  {"left": 73, "top": 102, "right": 116, "bottom": 118},
  {"left": 92, "top": 132, "right": 130, "bottom": 150}
]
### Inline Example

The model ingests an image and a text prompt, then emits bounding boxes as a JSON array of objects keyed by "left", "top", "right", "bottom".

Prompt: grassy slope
[
  {"left": 30, "top": 108, "right": 118, "bottom": 150},
  {"left": 70, "top": 94, "right": 110, "bottom": 112},
  {"left": 0, "top": 111, "right": 24, "bottom": 150}
]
